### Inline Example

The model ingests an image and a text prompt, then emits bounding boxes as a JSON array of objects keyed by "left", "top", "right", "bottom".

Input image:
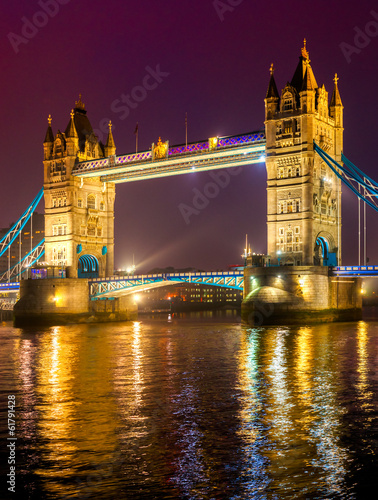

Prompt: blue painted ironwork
[
  {"left": 0, "top": 282, "right": 20, "bottom": 292},
  {"left": 78, "top": 254, "right": 99, "bottom": 279},
  {"left": 331, "top": 265, "right": 378, "bottom": 277},
  {"left": 0, "top": 189, "right": 44, "bottom": 258},
  {"left": 0, "top": 239, "right": 45, "bottom": 282},
  {"left": 314, "top": 142, "right": 378, "bottom": 212},
  {"left": 89, "top": 271, "right": 244, "bottom": 299}
]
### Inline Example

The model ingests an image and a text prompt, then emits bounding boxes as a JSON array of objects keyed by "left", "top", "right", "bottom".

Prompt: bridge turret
[
  {"left": 265, "top": 64, "right": 280, "bottom": 119},
  {"left": 104, "top": 120, "right": 116, "bottom": 157},
  {"left": 43, "top": 114, "right": 54, "bottom": 161},
  {"left": 329, "top": 74, "right": 343, "bottom": 159},
  {"left": 65, "top": 109, "right": 79, "bottom": 157}
]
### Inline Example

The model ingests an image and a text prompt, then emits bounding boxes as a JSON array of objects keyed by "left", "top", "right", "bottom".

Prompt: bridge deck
[
  {"left": 89, "top": 271, "right": 245, "bottom": 298},
  {"left": 72, "top": 131, "right": 265, "bottom": 183}
]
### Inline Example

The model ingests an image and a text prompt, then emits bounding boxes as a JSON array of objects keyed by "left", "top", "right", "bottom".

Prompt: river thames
[{"left": 1, "top": 311, "right": 377, "bottom": 499}]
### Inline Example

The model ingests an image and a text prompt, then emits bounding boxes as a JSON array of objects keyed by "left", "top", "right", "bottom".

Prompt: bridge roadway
[
  {"left": 72, "top": 131, "right": 266, "bottom": 183},
  {"left": 89, "top": 270, "right": 244, "bottom": 298},
  {"left": 2, "top": 266, "right": 378, "bottom": 298}
]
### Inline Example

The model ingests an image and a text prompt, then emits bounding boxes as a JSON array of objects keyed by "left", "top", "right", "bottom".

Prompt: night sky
[{"left": 1, "top": 1, "right": 378, "bottom": 272}]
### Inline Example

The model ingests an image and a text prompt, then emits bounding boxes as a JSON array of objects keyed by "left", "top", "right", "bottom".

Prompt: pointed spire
[
  {"left": 301, "top": 67, "right": 315, "bottom": 92},
  {"left": 301, "top": 38, "right": 309, "bottom": 61},
  {"left": 75, "top": 94, "right": 85, "bottom": 110},
  {"left": 266, "top": 63, "right": 279, "bottom": 99},
  {"left": 330, "top": 73, "right": 342, "bottom": 106},
  {"left": 292, "top": 39, "right": 317, "bottom": 92},
  {"left": 44, "top": 114, "right": 54, "bottom": 143},
  {"left": 105, "top": 120, "right": 116, "bottom": 156},
  {"left": 65, "top": 109, "right": 78, "bottom": 138}
]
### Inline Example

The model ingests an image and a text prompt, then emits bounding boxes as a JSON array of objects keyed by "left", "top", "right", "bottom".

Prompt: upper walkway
[{"left": 72, "top": 131, "right": 266, "bottom": 183}]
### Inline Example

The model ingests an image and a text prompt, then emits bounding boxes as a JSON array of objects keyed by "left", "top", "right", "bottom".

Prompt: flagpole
[
  {"left": 185, "top": 113, "right": 188, "bottom": 148},
  {"left": 135, "top": 122, "right": 139, "bottom": 153}
]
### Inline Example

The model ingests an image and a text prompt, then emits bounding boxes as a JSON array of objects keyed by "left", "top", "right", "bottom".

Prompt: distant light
[
  {"left": 277, "top": 275, "right": 281, "bottom": 278},
  {"left": 259, "top": 155, "right": 266, "bottom": 162},
  {"left": 191, "top": 166, "right": 196, "bottom": 170},
  {"left": 277, "top": 250, "right": 282, "bottom": 255}
]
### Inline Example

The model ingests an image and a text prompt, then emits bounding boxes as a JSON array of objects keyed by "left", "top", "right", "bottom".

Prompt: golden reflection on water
[
  {"left": 18, "top": 325, "right": 121, "bottom": 498},
  {"left": 294, "top": 327, "right": 314, "bottom": 413},
  {"left": 356, "top": 321, "right": 374, "bottom": 409}
]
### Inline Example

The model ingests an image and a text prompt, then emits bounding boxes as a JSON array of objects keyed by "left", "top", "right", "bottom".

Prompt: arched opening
[
  {"left": 315, "top": 236, "right": 337, "bottom": 266},
  {"left": 78, "top": 254, "right": 99, "bottom": 278}
]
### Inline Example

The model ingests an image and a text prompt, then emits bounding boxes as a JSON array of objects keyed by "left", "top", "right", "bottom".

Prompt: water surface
[{"left": 0, "top": 312, "right": 377, "bottom": 499}]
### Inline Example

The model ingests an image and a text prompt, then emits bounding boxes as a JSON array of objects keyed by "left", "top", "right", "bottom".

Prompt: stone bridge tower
[
  {"left": 264, "top": 41, "right": 343, "bottom": 266},
  {"left": 43, "top": 96, "right": 116, "bottom": 278}
]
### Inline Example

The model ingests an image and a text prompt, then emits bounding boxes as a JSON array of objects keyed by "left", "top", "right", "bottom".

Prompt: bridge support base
[
  {"left": 241, "top": 266, "right": 362, "bottom": 326},
  {"left": 13, "top": 279, "right": 137, "bottom": 327}
]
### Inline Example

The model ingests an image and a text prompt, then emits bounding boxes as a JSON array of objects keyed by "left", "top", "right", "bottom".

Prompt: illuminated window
[
  {"left": 87, "top": 225, "right": 96, "bottom": 236},
  {"left": 87, "top": 194, "right": 96, "bottom": 210},
  {"left": 284, "top": 121, "right": 292, "bottom": 134},
  {"left": 100, "top": 201, "right": 105, "bottom": 211},
  {"left": 284, "top": 98, "right": 293, "bottom": 111}
]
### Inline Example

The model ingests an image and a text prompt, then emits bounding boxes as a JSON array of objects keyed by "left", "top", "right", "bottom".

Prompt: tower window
[
  {"left": 284, "top": 121, "right": 292, "bottom": 134},
  {"left": 78, "top": 199, "right": 83, "bottom": 208},
  {"left": 87, "top": 194, "right": 96, "bottom": 210},
  {"left": 284, "top": 98, "right": 293, "bottom": 111}
]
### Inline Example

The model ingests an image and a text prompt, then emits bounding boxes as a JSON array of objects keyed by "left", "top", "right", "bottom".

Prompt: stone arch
[{"left": 314, "top": 231, "right": 337, "bottom": 266}]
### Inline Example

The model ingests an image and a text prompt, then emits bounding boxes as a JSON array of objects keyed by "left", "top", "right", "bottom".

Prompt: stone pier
[
  {"left": 13, "top": 278, "right": 137, "bottom": 327},
  {"left": 241, "top": 266, "right": 362, "bottom": 326}
]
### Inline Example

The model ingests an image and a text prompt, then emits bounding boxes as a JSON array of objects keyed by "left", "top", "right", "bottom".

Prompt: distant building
[
  {"left": 139, "top": 283, "right": 242, "bottom": 312},
  {"left": 0, "top": 212, "right": 45, "bottom": 280}
]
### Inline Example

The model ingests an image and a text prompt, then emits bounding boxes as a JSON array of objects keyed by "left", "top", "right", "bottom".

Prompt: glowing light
[
  {"left": 277, "top": 275, "right": 281, "bottom": 278},
  {"left": 259, "top": 155, "right": 266, "bottom": 162}
]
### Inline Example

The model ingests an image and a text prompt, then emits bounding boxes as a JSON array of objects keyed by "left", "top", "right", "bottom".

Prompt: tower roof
[
  {"left": 330, "top": 73, "right": 342, "bottom": 106},
  {"left": 266, "top": 63, "right": 279, "bottom": 99},
  {"left": 43, "top": 114, "right": 54, "bottom": 143},
  {"left": 291, "top": 39, "right": 318, "bottom": 92},
  {"left": 64, "top": 95, "right": 95, "bottom": 150}
]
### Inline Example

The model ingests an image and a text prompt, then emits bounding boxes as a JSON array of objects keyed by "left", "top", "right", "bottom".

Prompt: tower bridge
[{"left": 4, "top": 41, "right": 377, "bottom": 325}]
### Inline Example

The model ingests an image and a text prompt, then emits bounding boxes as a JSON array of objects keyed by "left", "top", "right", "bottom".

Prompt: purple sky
[{"left": 1, "top": 1, "right": 378, "bottom": 271}]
